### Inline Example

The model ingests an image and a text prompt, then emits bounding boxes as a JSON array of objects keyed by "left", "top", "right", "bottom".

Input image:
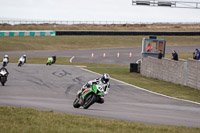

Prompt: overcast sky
[{"left": 0, "top": 0, "right": 200, "bottom": 23}]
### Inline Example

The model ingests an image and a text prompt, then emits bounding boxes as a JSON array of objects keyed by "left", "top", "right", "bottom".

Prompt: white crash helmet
[
  {"left": 101, "top": 73, "right": 110, "bottom": 84},
  {"left": 23, "top": 54, "right": 26, "bottom": 57},
  {"left": 4, "top": 55, "right": 8, "bottom": 58}
]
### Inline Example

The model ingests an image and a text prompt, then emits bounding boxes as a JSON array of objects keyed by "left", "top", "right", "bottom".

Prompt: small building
[{"left": 141, "top": 36, "right": 166, "bottom": 58}]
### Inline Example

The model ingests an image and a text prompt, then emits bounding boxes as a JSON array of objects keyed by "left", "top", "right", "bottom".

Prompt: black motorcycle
[{"left": 0, "top": 68, "right": 9, "bottom": 86}]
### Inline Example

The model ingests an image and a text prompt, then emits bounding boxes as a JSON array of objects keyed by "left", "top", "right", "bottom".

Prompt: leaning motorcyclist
[
  {"left": 46, "top": 57, "right": 53, "bottom": 65},
  {"left": 19, "top": 55, "right": 26, "bottom": 62},
  {"left": 78, "top": 73, "right": 110, "bottom": 104},
  {"left": 2, "top": 55, "right": 9, "bottom": 63},
  {"left": 23, "top": 55, "right": 27, "bottom": 63}
]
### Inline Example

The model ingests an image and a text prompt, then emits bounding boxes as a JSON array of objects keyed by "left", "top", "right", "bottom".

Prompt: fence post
[{"left": 184, "top": 62, "right": 188, "bottom": 86}]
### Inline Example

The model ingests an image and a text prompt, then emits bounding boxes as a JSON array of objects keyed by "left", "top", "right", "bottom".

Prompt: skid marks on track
[
  {"left": 52, "top": 70, "right": 72, "bottom": 78},
  {"left": 65, "top": 76, "right": 85, "bottom": 95},
  {"left": 14, "top": 68, "right": 32, "bottom": 74},
  {"left": 27, "top": 75, "right": 53, "bottom": 89}
]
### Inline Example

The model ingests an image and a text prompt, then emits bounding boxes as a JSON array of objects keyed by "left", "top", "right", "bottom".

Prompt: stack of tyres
[{"left": 130, "top": 63, "right": 138, "bottom": 73}]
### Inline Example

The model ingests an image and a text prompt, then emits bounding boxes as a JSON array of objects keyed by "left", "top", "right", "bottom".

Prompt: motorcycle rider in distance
[
  {"left": 0, "top": 67, "right": 9, "bottom": 86},
  {"left": 3, "top": 55, "right": 9, "bottom": 62},
  {"left": 78, "top": 73, "right": 110, "bottom": 104},
  {"left": 46, "top": 56, "right": 56, "bottom": 65},
  {"left": 46, "top": 57, "right": 53, "bottom": 65},
  {"left": 23, "top": 55, "right": 27, "bottom": 63},
  {"left": 2, "top": 55, "right": 9, "bottom": 67},
  {"left": 18, "top": 55, "right": 26, "bottom": 67}
]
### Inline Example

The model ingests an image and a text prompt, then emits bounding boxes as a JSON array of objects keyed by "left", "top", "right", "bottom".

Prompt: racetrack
[
  {"left": 0, "top": 45, "right": 199, "bottom": 65},
  {"left": 0, "top": 63, "right": 200, "bottom": 127}
]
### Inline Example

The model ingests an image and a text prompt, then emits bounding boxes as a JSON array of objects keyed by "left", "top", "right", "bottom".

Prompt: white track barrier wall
[
  {"left": 0, "top": 31, "right": 56, "bottom": 36},
  {"left": 141, "top": 57, "right": 186, "bottom": 85},
  {"left": 141, "top": 57, "right": 200, "bottom": 90}
]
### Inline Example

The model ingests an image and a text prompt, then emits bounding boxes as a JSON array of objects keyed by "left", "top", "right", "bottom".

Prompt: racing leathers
[
  {"left": 2, "top": 57, "right": 9, "bottom": 63},
  {"left": 79, "top": 78, "right": 110, "bottom": 104}
]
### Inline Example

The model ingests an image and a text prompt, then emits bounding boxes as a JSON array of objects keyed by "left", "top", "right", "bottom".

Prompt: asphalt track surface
[
  {"left": 0, "top": 63, "right": 200, "bottom": 127},
  {"left": 0, "top": 45, "right": 199, "bottom": 65}
]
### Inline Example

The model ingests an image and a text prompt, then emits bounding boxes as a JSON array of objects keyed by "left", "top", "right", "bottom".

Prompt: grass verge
[
  {"left": 9, "top": 57, "right": 200, "bottom": 103},
  {"left": 0, "top": 36, "right": 200, "bottom": 52},
  {"left": 0, "top": 106, "right": 199, "bottom": 133}
]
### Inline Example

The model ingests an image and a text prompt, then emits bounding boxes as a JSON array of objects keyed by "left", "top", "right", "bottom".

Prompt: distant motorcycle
[
  {"left": 0, "top": 68, "right": 9, "bottom": 86},
  {"left": 2, "top": 58, "right": 8, "bottom": 67},
  {"left": 18, "top": 56, "right": 25, "bottom": 67},
  {"left": 46, "top": 56, "right": 56, "bottom": 66},
  {"left": 73, "top": 84, "right": 104, "bottom": 109}
]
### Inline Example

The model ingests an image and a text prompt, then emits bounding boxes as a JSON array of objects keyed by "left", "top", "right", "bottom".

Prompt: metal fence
[
  {"left": 0, "top": 20, "right": 144, "bottom": 25},
  {"left": 1, "top": 20, "right": 199, "bottom": 25}
]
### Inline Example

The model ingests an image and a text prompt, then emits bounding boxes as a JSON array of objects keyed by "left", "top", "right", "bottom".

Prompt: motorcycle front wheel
[
  {"left": 83, "top": 93, "right": 97, "bottom": 109},
  {"left": 1, "top": 77, "right": 6, "bottom": 86},
  {"left": 3, "top": 62, "right": 7, "bottom": 67},
  {"left": 18, "top": 62, "right": 22, "bottom": 67},
  {"left": 73, "top": 98, "right": 81, "bottom": 108}
]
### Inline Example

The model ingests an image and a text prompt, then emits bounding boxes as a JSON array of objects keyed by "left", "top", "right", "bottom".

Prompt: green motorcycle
[
  {"left": 46, "top": 56, "right": 56, "bottom": 65},
  {"left": 73, "top": 84, "right": 104, "bottom": 109},
  {"left": 46, "top": 57, "right": 53, "bottom": 65}
]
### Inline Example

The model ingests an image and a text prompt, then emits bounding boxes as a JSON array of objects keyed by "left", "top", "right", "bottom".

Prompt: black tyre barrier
[
  {"left": 56, "top": 31, "right": 200, "bottom": 36},
  {"left": 130, "top": 63, "right": 139, "bottom": 73}
]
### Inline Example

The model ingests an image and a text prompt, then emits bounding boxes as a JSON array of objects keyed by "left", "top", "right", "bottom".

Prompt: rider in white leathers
[
  {"left": 18, "top": 55, "right": 26, "bottom": 66},
  {"left": 78, "top": 73, "right": 110, "bottom": 104},
  {"left": 2, "top": 55, "right": 9, "bottom": 67},
  {"left": 2, "top": 55, "right": 9, "bottom": 63},
  {"left": 23, "top": 55, "right": 27, "bottom": 63}
]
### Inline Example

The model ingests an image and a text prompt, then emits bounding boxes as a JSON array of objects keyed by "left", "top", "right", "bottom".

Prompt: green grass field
[
  {"left": 0, "top": 36, "right": 200, "bottom": 51},
  {"left": 0, "top": 106, "right": 199, "bottom": 133}
]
